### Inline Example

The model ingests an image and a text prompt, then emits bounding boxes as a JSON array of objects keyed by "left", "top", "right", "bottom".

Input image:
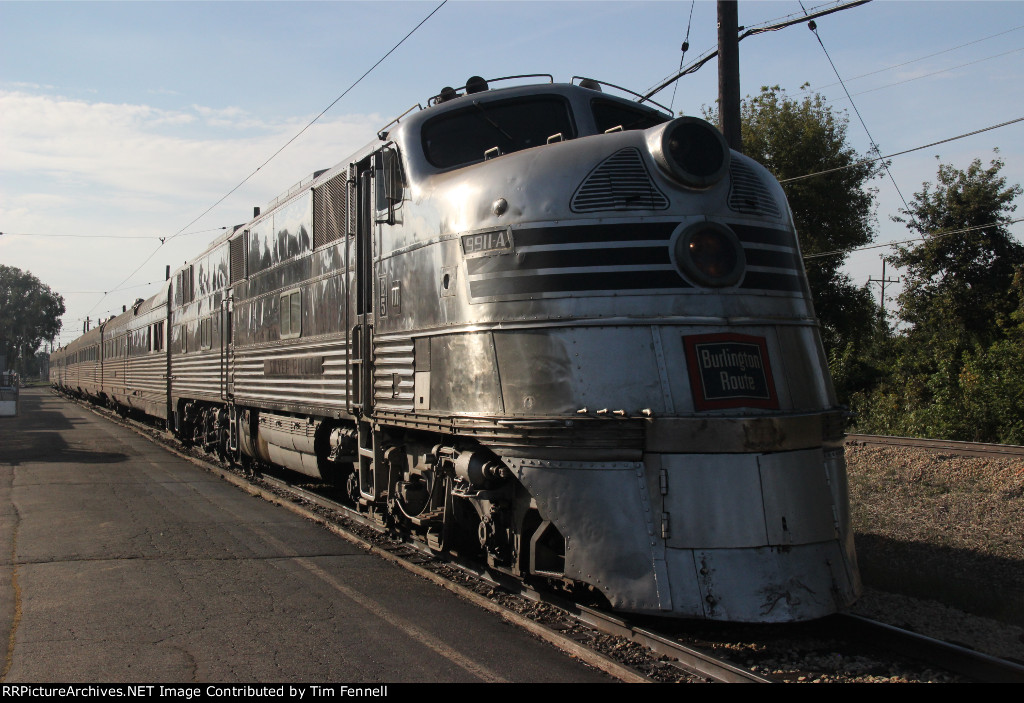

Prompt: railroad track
[
  {"left": 262, "top": 470, "right": 1024, "bottom": 683},
  {"left": 835, "top": 614, "right": 1024, "bottom": 684},
  {"left": 56, "top": 391, "right": 1024, "bottom": 682},
  {"left": 847, "top": 433, "right": 1024, "bottom": 459}
]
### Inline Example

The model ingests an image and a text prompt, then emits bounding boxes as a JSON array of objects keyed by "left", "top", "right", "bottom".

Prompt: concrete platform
[{"left": 0, "top": 388, "right": 613, "bottom": 683}]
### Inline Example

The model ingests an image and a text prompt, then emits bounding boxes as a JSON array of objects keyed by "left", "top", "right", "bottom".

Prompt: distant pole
[
  {"left": 718, "top": 0, "right": 742, "bottom": 152},
  {"left": 868, "top": 259, "right": 900, "bottom": 320}
]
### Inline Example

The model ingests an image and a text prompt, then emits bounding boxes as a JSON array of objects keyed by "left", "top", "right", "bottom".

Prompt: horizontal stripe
[
  {"left": 741, "top": 271, "right": 804, "bottom": 292},
  {"left": 511, "top": 221, "right": 678, "bottom": 247},
  {"left": 470, "top": 270, "right": 692, "bottom": 297},
  {"left": 730, "top": 223, "right": 796, "bottom": 248},
  {"left": 466, "top": 246, "right": 670, "bottom": 275},
  {"left": 742, "top": 248, "right": 802, "bottom": 271}
]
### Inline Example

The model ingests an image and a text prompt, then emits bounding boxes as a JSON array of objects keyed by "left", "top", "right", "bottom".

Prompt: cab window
[
  {"left": 422, "top": 96, "right": 576, "bottom": 169},
  {"left": 591, "top": 99, "right": 668, "bottom": 133}
]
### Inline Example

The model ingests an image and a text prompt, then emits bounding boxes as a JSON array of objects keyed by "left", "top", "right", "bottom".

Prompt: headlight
[
  {"left": 648, "top": 117, "right": 730, "bottom": 188},
  {"left": 674, "top": 221, "right": 745, "bottom": 287}
]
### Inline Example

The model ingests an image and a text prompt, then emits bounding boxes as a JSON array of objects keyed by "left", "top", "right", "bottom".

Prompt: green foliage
[
  {"left": 711, "top": 86, "right": 882, "bottom": 355},
  {"left": 827, "top": 316, "right": 890, "bottom": 405},
  {"left": 0, "top": 265, "right": 65, "bottom": 372},
  {"left": 853, "top": 159, "right": 1024, "bottom": 442},
  {"left": 890, "top": 158, "right": 1024, "bottom": 351}
]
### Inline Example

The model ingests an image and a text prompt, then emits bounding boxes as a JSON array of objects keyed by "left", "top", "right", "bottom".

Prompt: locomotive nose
[{"left": 647, "top": 116, "right": 731, "bottom": 188}]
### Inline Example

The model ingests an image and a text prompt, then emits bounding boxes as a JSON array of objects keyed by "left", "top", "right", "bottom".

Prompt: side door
[
  {"left": 349, "top": 145, "right": 404, "bottom": 503},
  {"left": 220, "top": 293, "right": 232, "bottom": 402},
  {"left": 347, "top": 159, "right": 374, "bottom": 418},
  {"left": 347, "top": 145, "right": 403, "bottom": 418}
]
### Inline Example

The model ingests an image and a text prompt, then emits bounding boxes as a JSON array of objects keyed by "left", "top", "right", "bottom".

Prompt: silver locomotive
[{"left": 52, "top": 75, "right": 860, "bottom": 622}]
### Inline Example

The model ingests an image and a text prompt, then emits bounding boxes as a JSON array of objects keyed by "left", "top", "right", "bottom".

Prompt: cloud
[
  {"left": 0, "top": 88, "right": 387, "bottom": 335},
  {"left": 0, "top": 89, "right": 382, "bottom": 211},
  {"left": 191, "top": 104, "right": 269, "bottom": 129},
  {"left": 0, "top": 89, "right": 386, "bottom": 333}
]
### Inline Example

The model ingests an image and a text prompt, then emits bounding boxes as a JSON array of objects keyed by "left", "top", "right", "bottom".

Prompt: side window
[
  {"left": 280, "top": 289, "right": 301, "bottom": 339},
  {"left": 374, "top": 147, "right": 405, "bottom": 224},
  {"left": 152, "top": 322, "right": 164, "bottom": 352},
  {"left": 200, "top": 318, "right": 213, "bottom": 350}
]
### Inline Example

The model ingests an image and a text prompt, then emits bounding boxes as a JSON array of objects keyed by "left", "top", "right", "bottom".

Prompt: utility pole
[
  {"left": 868, "top": 259, "right": 900, "bottom": 321},
  {"left": 718, "top": 0, "right": 742, "bottom": 152}
]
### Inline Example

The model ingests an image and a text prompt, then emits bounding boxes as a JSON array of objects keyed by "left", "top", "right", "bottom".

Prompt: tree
[
  {"left": 711, "top": 86, "right": 883, "bottom": 357},
  {"left": 889, "top": 157, "right": 1024, "bottom": 351},
  {"left": 0, "top": 265, "right": 65, "bottom": 373},
  {"left": 852, "top": 159, "right": 1024, "bottom": 442}
]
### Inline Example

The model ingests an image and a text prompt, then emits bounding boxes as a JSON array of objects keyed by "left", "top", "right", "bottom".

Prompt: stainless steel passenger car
[{"left": 53, "top": 75, "right": 860, "bottom": 622}]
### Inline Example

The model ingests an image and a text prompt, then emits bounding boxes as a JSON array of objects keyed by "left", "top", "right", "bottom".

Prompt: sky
[{"left": 1, "top": 0, "right": 1022, "bottom": 347}]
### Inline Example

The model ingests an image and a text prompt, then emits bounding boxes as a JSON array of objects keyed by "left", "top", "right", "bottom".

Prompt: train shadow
[
  {"left": 855, "top": 532, "right": 1024, "bottom": 627},
  {"left": 0, "top": 388, "right": 130, "bottom": 466}
]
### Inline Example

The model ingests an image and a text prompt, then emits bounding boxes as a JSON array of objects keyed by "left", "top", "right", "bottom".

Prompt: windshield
[
  {"left": 591, "top": 99, "right": 669, "bottom": 133},
  {"left": 422, "top": 96, "right": 576, "bottom": 169}
]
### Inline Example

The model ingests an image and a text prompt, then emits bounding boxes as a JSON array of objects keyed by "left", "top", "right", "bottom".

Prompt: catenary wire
[
  {"left": 818, "top": 46, "right": 1024, "bottom": 107},
  {"left": 641, "top": 0, "right": 872, "bottom": 102},
  {"left": 804, "top": 217, "right": 1024, "bottom": 260},
  {"left": 668, "top": 0, "right": 697, "bottom": 114},
  {"left": 805, "top": 24, "right": 1024, "bottom": 92},
  {"left": 163, "top": 0, "right": 448, "bottom": 246},
  {"left": 800, "top": 4, "right": 909, "bottom": 210},
  {"left": 82, "top": 0, "right": 447, "bottom": 316},
  {"left": 779, "top": 116, "right": 1024, "bottom": 184},
  {"left": 0, "top": 227, "right": 226, "bottom": 241},
  {"left": 643, "top": 0, "right": 856, "bottom": 97}
]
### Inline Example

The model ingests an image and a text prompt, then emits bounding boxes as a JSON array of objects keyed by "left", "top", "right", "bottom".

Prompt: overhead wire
[
  {"left": 818, "top": 46, "right": 1024, "bottom": 106},
  {"left": 81, "top": 0, "right": 448, "bottom": 317},
  {"left": 0, "top": 227, "right": 227, "bottom": 241},
  {"left": 86, "top": 243, "right": 166, "bottom": 317},
  {"left": 668, "top": 0, "right": 697, "bottom": 114},
  {"left": 163, "top": 0, "right": 449, "bottom": 247},
  {"left": 779, "top": 116, "right": 1024, "bottom": 184},
  {"left": 804, "top": 23, "right": 1024, "bottom": 92},
  {"left": 643, "top": 0, "right": 853, "bottom": 97},
  {"left": 739, "top": 0, "right": 851, "bottom": 34},
  {"left": 804, "top": 217, "right": 1024, "bottom": 260},
  {"left": 799, "top": 2, "right": 909, "bottom": 211},
  {"left": 641, "top": 0, "right": 872, "bottom": 102}
]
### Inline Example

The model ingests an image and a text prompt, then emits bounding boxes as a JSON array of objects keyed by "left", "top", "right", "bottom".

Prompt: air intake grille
[
  {"left": 571, "top": 148, "right": 669, "bottom": 213},
  {"left": 313, "top": 172, "right": 347, "bottom": 248},
  {"left": 229, "top": 234, "right": 245, "bottom": 283},
  {"left": 728, "top": 160, "right": 781, "bottom": 217}
]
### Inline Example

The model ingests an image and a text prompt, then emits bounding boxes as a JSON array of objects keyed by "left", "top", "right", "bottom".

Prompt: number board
[{"left": 461, "top": 227, "right": 514, "bottom": 257}]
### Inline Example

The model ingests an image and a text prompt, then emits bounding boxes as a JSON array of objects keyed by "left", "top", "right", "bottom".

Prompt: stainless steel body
[{"left": 53, "top": 77, "right": 860, "bottom": 621}]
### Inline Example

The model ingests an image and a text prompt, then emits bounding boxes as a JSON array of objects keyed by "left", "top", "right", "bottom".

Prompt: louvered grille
[
  {"left": 229, "top": 234, "right": 246, "bottom": 283},
  {"left": 728, "top": 160, "right": 782, "bottom": 217},
  {"left": 313, "top": 173, "right": 347, "bottom": 249},
  {"left": 176, "top": 266, "right": 194, "bottom": 305},
  {"left": 348, "top": 177, "right": 358, "bottom": 237},
  {"left": 571, "top": 148, "right": 669, "bottom": 213}
]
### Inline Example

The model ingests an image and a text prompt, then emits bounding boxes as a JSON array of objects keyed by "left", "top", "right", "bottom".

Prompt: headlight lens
[
  {"left": 674, "top": 222, "right": 745, "bottom": 287},
  {"left": 649, "top": 117, "right": 730, "bottom": 188}
]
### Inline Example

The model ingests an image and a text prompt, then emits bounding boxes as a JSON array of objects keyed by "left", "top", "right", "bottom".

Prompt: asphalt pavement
[{"left": 0, "top": 388, "right": 613, "bottom": 683}]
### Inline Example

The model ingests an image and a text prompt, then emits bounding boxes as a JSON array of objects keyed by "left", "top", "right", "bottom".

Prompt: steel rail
[
  {"left": 835, "top": 614, "right": 1024, "bottom": 683},
  {"left": 846, "top": 433, "right": 1024, "bottom": 459},
  {"left": 255, "top": 472, "right": 769, "bottom": 683}
]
